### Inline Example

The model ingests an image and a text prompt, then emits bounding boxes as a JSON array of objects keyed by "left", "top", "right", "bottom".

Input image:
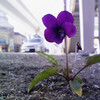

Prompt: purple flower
[{"left": 42, "top": 11, "right": 76, "bottom": 44}]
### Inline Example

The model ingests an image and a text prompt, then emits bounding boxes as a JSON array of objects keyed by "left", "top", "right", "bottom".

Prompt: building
[
  {"left": 0, "top": 10, "right": 14, "bottom": 52},
  {"left": 14, "top": 32, "right": 26, "bottom": 52}
]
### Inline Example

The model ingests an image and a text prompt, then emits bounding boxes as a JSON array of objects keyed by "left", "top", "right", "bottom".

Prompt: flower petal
[
  {"left": 44, "top": 29, "right": 56, "bottom": 42},
  {"left": 55, "top": 38, "right": 64, "bottom": 44},
  {"left": 57, "top": 11, "right": 74, "bottom": 27},
  {"left": 42, "top": 14, "right": 57, "bottom": 29},
  {"left": 63, "top": 22, "right": 76, "bottom": 38},
  {"left": 44, "top": 28, "right": 64, "bottom": 44}
]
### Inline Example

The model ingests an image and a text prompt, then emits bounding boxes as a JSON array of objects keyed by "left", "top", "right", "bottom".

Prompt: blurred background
[{"left": 0, "top": 0, "right": 99, "bottom": 54}]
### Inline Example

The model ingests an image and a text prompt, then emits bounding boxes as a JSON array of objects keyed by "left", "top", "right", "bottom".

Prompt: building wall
[
  {"left": 69, "top": 0, "right": 80, "bottom": 52},
  {"left": 14, "top": 33, "right": 26, "bottom": 52},
  {"left": 70, "top": 13, "right": 80, "bottom": 52},
  {"left": 0, "top": 10, "right": 14, "bottom": 52}
]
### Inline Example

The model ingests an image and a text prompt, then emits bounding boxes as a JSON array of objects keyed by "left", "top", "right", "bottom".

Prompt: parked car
[{"left": 21, "top": 38, "right": 44, "bottom": 52}]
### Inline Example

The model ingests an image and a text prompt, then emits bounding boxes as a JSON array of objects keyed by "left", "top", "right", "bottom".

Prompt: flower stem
[
  {"left": 74, "top": 42, "right": 77, "bottom": 74},
  {"left": 64, "top": 37, "right": 69, "bottom": 81},
  {"left": 73, "top": 66, "right": 85, "bottom": 79}
]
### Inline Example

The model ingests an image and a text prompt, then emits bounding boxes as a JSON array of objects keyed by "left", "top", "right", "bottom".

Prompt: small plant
[{"left": 28, "top": 11, "right": 100, "bottom": 96}]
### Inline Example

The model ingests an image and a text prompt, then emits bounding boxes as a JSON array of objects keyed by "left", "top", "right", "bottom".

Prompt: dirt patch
[{"left": 0, "top": 52, "right": 100, "bottom": 100}]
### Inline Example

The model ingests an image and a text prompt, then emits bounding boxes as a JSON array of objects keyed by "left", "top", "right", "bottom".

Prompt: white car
[{"left": 21, "top": 38, "right": 44, "bottom": 52}]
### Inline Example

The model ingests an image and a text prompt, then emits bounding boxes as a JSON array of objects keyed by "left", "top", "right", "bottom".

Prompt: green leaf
[
  {"left": 62, "top": 67, "right": 72, "bottom": 77},
  {"left": 69, "top": 80, "right": 82, "bottom": 96},
  {"left": 37, "top": 52, "right": 58, "bottom": 66},
  {"left": 62, "top": 71, "right": 66, "bottom": 77},
  {"left": 28, "top": 67, "right": 58, "bottom": 92},
  {"left": 85, "top": 54, "right": 100, "bottom": 67},
  {"left": 74, "top": 76, "right": 82, "bottom": 84}
]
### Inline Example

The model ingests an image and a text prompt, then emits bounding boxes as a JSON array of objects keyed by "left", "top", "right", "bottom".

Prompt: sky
[{"left": 21, "top": 0, "right": 64, "bottom": 26}]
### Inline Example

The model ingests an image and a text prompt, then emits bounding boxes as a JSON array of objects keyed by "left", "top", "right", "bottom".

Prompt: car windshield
[{"left": 28, "top": 39, "right": 41, "bottom": 43}]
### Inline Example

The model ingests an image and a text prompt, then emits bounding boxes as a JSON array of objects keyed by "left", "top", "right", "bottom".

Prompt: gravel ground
[{"left": 0, "top": 52, "right": 100, "bottom": 100}]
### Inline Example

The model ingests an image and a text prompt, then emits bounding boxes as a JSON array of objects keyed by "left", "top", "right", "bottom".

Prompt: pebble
[{"left": 93, "top": 85, "right": 100, "bottom": 89}]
